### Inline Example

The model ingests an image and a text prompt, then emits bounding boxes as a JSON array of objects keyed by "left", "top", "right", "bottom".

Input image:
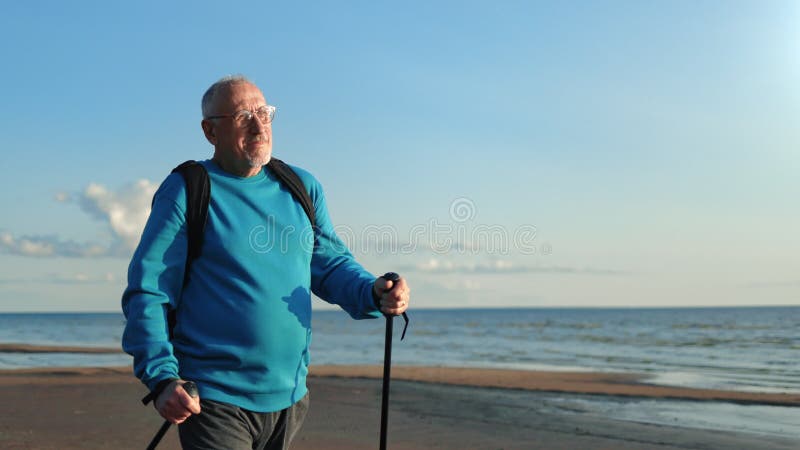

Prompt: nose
[{"left": 249, "top": 115, "right": 269, "bottom": 134}]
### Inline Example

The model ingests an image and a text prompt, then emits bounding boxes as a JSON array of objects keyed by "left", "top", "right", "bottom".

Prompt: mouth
[{"left": 247, "top": 135, "right": 269, "bottom": 146}]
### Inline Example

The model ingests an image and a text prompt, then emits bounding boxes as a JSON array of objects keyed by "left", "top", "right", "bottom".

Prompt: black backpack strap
[
  {"left": 266, "top": 158, "right": 316, "bottom": 228},
  {"left": 171, "top": 161, "right": 211, "bottom": 286},
  {"left": 166, "top": 161, "right": 210, "bottom": 339}
]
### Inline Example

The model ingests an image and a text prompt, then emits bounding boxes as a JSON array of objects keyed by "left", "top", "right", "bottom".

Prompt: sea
[
  {"left": 1, "top": 307, "right": 798, "bottom": 394},
  {"left": 2, "top": 307, "right": 799, "bottom": 439}
]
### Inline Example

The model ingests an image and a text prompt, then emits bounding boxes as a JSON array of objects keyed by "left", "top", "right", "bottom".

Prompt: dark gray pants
[{"left": 178, "top": 393, "right": 309, "bottom": 450}]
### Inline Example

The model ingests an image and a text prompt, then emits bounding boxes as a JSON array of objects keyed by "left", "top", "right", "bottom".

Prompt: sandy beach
[{"left": 0, "top": 364, "right": 798, "bottom": 450}]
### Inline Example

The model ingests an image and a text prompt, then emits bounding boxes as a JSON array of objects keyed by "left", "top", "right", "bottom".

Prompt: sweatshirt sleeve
[
  {"left": 298, "top": 168, "right": 381, "bottom": 320},
  {"left": 121, "top": 173, "right": 189, "bottom": 391}
]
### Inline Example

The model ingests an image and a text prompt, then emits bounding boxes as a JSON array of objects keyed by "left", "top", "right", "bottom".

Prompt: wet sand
[
  {"left": 0, "top": 365, "right": 798, "bottom": 449},
  {"left": 0, "top": 344, "right": 122, "bottom": 354}
]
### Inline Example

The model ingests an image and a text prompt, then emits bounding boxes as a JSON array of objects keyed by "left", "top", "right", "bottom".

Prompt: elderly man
[{"left": 122, "top": 75, "right": 410, "bottom": 450}]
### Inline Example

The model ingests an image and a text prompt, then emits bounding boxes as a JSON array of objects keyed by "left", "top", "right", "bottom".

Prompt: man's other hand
[{"left": 154, "top": 379, "right": 202, "bottom": 424}]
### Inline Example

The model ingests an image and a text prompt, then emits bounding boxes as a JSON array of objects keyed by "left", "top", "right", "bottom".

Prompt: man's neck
[{"left": 211, "top": 156, "right": 262, "bottom": 178}]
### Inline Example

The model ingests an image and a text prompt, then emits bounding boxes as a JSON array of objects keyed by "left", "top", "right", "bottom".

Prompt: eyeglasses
[{"left": 206, "top": 105, "right": 276, "bottom": 126}]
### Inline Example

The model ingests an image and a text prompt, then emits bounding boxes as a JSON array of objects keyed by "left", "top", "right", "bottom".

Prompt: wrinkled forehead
[{"left": 214, "top": 82, "right": 267, "bottom": 112}]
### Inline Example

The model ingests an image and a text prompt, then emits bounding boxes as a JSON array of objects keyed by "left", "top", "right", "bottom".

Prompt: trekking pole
[
  {"left": 146, "top": 381, "right": 198, "bottom": 450},
  {"left": 379, "top": 272, "right": 409, "bottom": 450}
]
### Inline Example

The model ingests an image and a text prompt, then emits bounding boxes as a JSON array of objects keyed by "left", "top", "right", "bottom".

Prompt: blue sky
[{"left": 0, "top": 1, "right": 797, "bottom": 311}]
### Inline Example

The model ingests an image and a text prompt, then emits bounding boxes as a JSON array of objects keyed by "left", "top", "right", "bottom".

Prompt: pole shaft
[
  {"left": 380, "top": 316, "right": 393, "bottom": 450},
  {"left": 146, "top": 421, "right": 171, "bottom": 450}
]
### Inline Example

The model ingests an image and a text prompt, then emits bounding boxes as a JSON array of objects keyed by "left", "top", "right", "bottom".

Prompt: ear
[{"left": 201, "top": 119, "right": 217, "bottom": 145}]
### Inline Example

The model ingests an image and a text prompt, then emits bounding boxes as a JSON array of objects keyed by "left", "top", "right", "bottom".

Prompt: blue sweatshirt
[{"left": 122, "top": 159, "right": 380, "bottom": 412}]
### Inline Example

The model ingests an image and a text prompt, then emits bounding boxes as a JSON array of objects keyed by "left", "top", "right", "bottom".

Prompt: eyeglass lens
[{"left": 234, "top": 106, "right": 274, "bottom": 125}]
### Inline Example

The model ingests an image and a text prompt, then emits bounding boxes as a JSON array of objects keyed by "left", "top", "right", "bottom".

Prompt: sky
[{"left": 0, "top": 1, "right": 797, "bottom": 312}]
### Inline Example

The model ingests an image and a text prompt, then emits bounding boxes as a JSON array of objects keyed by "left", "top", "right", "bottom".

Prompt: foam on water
[{"left": 547, "top": 396, "right": 800, "bottom": 440}]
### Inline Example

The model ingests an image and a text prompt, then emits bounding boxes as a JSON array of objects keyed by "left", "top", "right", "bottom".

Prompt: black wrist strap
[
  {"left": 141, "top": 378, "right": 179, "bottom": 405},
  {"left": 372, "top": 285, "right": 382, "bottom": 308}
]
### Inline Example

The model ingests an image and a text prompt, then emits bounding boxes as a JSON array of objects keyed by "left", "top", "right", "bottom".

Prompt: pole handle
[{"left": 380, "top": 272, "right": 410, "bottom": 340}]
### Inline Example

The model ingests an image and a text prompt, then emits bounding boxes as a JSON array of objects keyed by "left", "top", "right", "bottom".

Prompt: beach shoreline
[
  {"left": 2, "top": 361, "right": 798, "bottom": 406},
  {"left": 1, "top": 364, "right": 798, "bottom": 449}
]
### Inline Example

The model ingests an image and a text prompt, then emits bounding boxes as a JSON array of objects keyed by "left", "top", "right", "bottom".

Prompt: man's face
[{"left": 204, "top": 82, "right": 272, "bottom": 169}]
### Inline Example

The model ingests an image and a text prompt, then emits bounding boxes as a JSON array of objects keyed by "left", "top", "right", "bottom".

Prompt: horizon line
[{"left": 1, "top": 304, "right": 799, "bottom": 314}]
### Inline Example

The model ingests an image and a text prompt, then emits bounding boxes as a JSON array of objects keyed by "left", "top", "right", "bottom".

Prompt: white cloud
[
  {"left": 50, "top": 272, "right": 120, "bottom": 285},
  {"left": 0, "top": 272, "right": 120, "bottom": 285},
  {"left": 78, "top": 179, "right": 157, "bottom": 253},
  {"left": 403, "top": 257, "right": 627, "bottom": 275},
  {"left": 1, "top": 179, "right": 157, "bottom": 258},
  {"left": 0, "top": 231, "right": 109, "bottom": 257},
  {"left": 414, "top": 258, "right": 521, "bottom": 273},
  {"left": 439, "top": 278, "right": 482, "bottom": 291}
]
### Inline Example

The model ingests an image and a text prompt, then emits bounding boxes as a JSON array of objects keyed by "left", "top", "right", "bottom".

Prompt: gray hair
[{"left": 201, "top": 74, "right": 253, "bottom": 118}]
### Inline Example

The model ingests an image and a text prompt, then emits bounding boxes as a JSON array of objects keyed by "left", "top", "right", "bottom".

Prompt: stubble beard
[
  {"left": 245, "top": 150, "right": 270, "bottom": 167},
  {"left": 244, "top": 137, "right": 272, "bottom": 167}
]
